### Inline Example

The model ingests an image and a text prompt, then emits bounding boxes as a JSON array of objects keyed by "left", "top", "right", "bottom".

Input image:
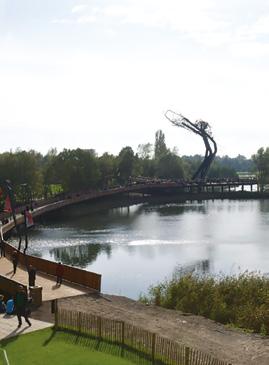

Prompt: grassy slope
[{"left": 0, "top": 328, "right": 143, "bottom": 365}]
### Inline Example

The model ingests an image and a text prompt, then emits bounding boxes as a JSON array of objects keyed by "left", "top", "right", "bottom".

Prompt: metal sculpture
[{"left": 165, "top": 110, "right": 217, "bottom": 181}]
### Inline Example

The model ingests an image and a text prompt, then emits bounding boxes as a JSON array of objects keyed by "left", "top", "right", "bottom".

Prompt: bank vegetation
[{"left": 140, "top": 271, "right": 269, "bottom": 335}]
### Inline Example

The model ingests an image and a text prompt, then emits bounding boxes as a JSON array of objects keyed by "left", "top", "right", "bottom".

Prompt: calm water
[{"left": 22, "top": 199, "right": 269, "bottom": 299}]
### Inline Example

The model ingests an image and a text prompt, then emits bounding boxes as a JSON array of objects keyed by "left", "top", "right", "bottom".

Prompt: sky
[{"left": 1, "top": 0, "right": 269, "bottom": 158}]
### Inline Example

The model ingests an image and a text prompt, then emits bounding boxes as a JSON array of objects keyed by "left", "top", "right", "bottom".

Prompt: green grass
[
  {"left": 0, "top": 328, "right": 152, "bottom": 365},
  {"left": 140, "top": 271, "right": 269, "bottom": 335}
]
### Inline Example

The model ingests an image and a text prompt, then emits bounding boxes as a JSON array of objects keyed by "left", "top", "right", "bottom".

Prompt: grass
[
  {"left": 140, "top": 271, "right": 269, "bottom": 335},
  {"left": 0, "top": 328, "right": 153, "bottom": 365}
]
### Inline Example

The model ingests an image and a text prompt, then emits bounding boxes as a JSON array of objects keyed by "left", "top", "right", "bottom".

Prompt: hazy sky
[{"left": 1, "top": 0, "right": 269, "bottom": 157}]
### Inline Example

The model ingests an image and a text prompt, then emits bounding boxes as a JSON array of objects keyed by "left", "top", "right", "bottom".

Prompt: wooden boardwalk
[
  {"left": 0, "top": 257, "right": 90, "bottom": 301},
  {"left": 0, "top": 256, "right": 92, "bottom": 340}
]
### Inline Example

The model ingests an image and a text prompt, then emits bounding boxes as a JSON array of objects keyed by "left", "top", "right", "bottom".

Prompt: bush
[{"left": 140, "top": 272, "right": 269, "bottom": 335}]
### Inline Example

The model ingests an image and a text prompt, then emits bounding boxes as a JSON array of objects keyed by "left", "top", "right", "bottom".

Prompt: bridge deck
[{"left": 0, "top": 256, "right": 89, "bottom": 301}]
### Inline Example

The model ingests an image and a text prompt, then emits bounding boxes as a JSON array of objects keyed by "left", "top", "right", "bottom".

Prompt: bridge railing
[
  {"left": 3, "top": 242, "right": 101, "bottom": 292},
  {"left": 1, "top": 226, "right": 101, "bottom": 292},
  {"left": 0, "top": 274, "right": 27, "bottom": 298}
]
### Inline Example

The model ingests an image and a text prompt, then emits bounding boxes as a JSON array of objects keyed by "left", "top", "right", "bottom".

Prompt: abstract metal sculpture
[{"left": 165, "top": 110, "right": 217, "bottom": 181}]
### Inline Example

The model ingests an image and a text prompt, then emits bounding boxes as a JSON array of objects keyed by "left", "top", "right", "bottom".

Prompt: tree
[
  {"left": 137, "top": 143, "right": 153, "bottom": 160},
  {"left": 156, "top": 151, "right": 185, "bottom": 179},
  {"left": 154, "top": 130, "right": 167, "bottom": 159},
  {"left": 98, "top": 153, "right": 117, "bottom": 188},
  {"left": 117, "top": 147, "right": 135, "bottom": 183},
  {"left": 252, "top": 147, "right": 269, "bottom": 191},
  {"left": 0, "top": 150, "right": 43, "bottom": 198},
  {"left": 48, "top": 149, "right": 100, "bottom": 192}
]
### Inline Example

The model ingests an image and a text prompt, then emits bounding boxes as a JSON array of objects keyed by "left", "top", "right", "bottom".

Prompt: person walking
[
  {"left": 14, "top": 286, "right": 31, "bottom": 327},
  {"left": 28, "top": 265, "right": 36, "bottom": 287},
  {"left": 56, "top": 262, "right": 64, "bottom": 285},
  {"left": 0, "top": 295, "right": 6, "bottom": 313},
  {"left": 12, "top": 250, "right": 18, "bottom": 274},
  {"left": 0, "top": 239, "right": 5, "bottom": 257}
]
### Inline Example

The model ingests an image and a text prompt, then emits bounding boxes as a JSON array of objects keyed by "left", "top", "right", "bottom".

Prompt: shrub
[{"left": 140, "top": 272, "right": 269, "bottom": 335}]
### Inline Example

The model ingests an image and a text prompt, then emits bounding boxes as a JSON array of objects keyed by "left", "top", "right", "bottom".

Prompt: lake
[{"left": 23, "top": 198, "right": 269, "bottom": 299}]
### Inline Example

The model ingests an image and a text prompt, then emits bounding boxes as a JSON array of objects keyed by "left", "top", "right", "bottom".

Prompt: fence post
[
  {"left": 78, "top": 312, "right": 82, "bottom": 334},
  {"left": 121, "top": 321, "right": 125, "bottom": 346},
  {"left": 152, "top": 333, "right": 156, "bottom": 364},
  {"left": 97, "top": 316, "right": 102, "bottom": 339},
  {"left": 54, "top": 299, "right": 58, "bottom": 329},
  {"left": 185, "top": 346, "right": 190, "bottom": 365}
]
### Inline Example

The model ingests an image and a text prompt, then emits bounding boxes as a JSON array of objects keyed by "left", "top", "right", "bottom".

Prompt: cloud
[
  {"left": 56, "top": 0, "right": 269, "bottom": 49},
  {"left": 77, "top": 15, "right": 96, "bottom": 24},
  {"left": 71, "top": 4, "right": 89, "bottom": 14}
]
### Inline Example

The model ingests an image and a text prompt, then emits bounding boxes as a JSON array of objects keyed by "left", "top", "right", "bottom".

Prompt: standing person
[
  {"left": 56, "top": 262, "right": 64, "bottom": 285},
  {"left": 0, "top": 240, "right": 5, "bottom": 258},
  {"left": 28, "top": 265, "right": 36, "bottom": 287},
  {"left": 0, "top": 295, "right": 6, "bottom": 313},
  {"left": 14, "top": 286, "right": 31, "bottom": 327},
  {"left": 12, "top": 250, "right": 18, "bottom": 274}
]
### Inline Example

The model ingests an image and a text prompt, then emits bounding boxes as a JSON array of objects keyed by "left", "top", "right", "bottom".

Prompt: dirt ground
[{"left": 53, "top": 293, "right": 269, "bottom": 365}]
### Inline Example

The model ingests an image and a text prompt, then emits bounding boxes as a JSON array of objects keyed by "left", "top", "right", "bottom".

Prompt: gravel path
[{"left": 59, "top": 293, "right": 269, "bottom": 365}]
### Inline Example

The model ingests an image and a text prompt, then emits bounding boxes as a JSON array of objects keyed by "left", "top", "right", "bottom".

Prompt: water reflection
[
  {"left": 50, "top": 243, "right": 111, "bottom": 268},
  {"left": 145, "top": 202, "right": 207, "bottom": 216},
  {"left": 174, "top": 259, "right": 211, "bottom": 276}
]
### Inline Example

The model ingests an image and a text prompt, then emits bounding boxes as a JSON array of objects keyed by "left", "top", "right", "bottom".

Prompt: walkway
[
  {"left": 0, "top": 257, "right": 90, "bottom": 301},
  {"left": 0, "top": 312, "right": 52, "bottom": 340}
]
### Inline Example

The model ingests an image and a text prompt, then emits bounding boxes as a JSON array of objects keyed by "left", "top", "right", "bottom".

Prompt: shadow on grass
[
  {"left": 54, "top": 329, "right": 166, "bottom": 365},
  {"left": 43, "top": 328, "right": 57, "bottom": 346}
]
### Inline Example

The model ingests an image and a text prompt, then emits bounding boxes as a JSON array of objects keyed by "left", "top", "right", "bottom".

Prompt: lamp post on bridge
[{"left": 20, "top": 183, "right": 34, "bottom": 254}]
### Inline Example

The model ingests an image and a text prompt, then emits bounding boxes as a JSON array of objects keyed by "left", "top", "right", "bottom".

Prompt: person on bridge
[
  {"left": 0, "top": 239, "right": 5, "bottom": 257},
  {"left": 28, "top": 265, "right": 36, "bottom": 287},
  {"left": 14, "top": 286, "right": 31, "bottom": 327},
  {"left": 0, "top": 295, "right": 6, "bottom": 313},
  {"left": 12, "top": 250, "right": 18, "bottom": 274},
  {"left": 56, "top": 262, "right": 64, "bottom": 285}
]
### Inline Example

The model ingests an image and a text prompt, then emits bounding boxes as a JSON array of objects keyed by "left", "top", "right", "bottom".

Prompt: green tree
[
  {"left": 252, "top": 147, "right": 269, "bottom": 191},
  {"left": 117, "top": 147, "right": 135, "bottom": 184},
  {"left": 49, "top": 149, "right": 100, "bottom": 192},
  {"left": 154, "top": 130, "right": 167, "bottom": 159},
  {"left": 156, "top": 151, "right": 185, "bottom": 179},
  {"left": 98, "top": 153, "right": 117, "bottom": 188},
  {"left": 0, "top": 150, "right": 43, "bottom": 198}
]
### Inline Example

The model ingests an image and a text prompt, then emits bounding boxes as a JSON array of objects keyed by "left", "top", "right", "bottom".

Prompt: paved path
[
  {"left": 0, "top": 312, "right": 52, "bottom": 340},
  {"left": 0, "top": 256, "right": 90, "bottom": 301},
  {"left": 0, "top": 256, "right": 92, "bottom": 341}
]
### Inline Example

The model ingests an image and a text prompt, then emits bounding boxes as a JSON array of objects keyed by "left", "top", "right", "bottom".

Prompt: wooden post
[
  {"left": 78, "top": 312, "right": 82, "bottom": 333},
  {"left": 54, "top": 299, "right": 58, "bottom": 329},
  {"left": 98, "top": 316, "right": 102, "bottom": 339},
  {"left": 121, "top": 321, "right": 125, "bottom": 346},
  {"left": 152, "top": 333, "right": 156, "bottom": 364},
  {"left": 184, "top": 346, "right": 190, "bottom": 365}
]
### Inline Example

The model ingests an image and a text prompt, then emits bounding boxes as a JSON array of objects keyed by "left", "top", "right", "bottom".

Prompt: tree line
[{"left": 0, "top": 130, "right": 262, "bottom": 200}]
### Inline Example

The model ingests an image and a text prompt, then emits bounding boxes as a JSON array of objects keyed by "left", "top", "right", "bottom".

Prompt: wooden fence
[{"left": 55, "top": 307, "right": 231, "bottom": 365}]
